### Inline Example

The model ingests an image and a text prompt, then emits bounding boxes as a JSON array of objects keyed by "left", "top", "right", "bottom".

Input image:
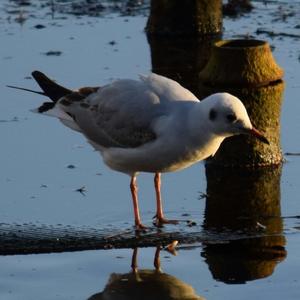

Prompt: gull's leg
[
  {"left": 131, "top": 248, "right": 138, "bottom": 274},
  {"left": 131, "top": 248, "right": 143, "bottom": 281},
  {"left": 153, "top": 172, "right": 179, "bottom": 227},
  {"left": 130, "top": 175, "right": 147, "bottom": 231},
  {"left": 154, "top": 246, "right": 162, "bottom": 272}
]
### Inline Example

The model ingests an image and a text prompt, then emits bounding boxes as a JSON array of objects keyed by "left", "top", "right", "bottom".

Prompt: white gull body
[
  {"left": 27, "top": 71, "right": 267, "bottom": 230},
  {"left": 54, "top": 74, "right": 251, "bottom": 174}
]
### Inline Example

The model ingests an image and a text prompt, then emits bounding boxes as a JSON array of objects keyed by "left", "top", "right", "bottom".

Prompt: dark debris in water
[
  {"left": 198, "top": 192, "right": 207, "bottom": 200},
  {"left": 224, "top": 1, "right": 300, "bottom": 41},
  {"left": 59, "top": 1, "right": 106, "bottom": 16},
  {"left": 0, "top": 116, "right": 19, "bottom": 123},
  {"left": 34, "top": 23, "right": 46, "bottom": 29},
  {"left": 11, "top": 0, "right": 32, "bottom": 5},
  {"left": 66, "top": 164, "right": 76, "bottom": 169},
  {"left": 43, "top": 50, "right": 62, "bottom": 56},
  {"left": 271, "top": 4, "right": 297, "bottom": 23},
  {"left": 285, "top": 152, "right": 300, "bottom": 156},
  {"left": 256, "top": 28, "right": 300, "bottom": 39},
  {"left": 223, "top": 0, "right": 253, "bottom": 17},
  {"left": 75, "top": 186, "right": 87, "bottom": 195},
  {"left": 5, "top": 0, "right": 150, "bottom": 17},
  {"left": 108, "top": 40, "right": 117, "bottom": 46},
  {"left": 282, "top": 215, "right": 300, "bottom": 219},
  {"left": 186, "top": 220, "right": 197, "bottom": 227}
]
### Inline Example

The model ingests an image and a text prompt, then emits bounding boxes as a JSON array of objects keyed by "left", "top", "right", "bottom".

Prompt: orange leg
[
  {"left": 153, "top": 172, "right": 179, "bottom": 227},
  {"left": 132, "top": 247, "right": 161, "bottom": 273},
  {"left": 130, "top": 176, "right": 147, "bottom": 231}
]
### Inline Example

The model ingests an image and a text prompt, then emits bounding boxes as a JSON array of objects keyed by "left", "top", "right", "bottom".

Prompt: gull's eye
[
  {"left": 209, "top": 108, "right": 217, "bottom": 121},
  {"left": 226, "top": 113, "right": 237, "bottom": 123}
]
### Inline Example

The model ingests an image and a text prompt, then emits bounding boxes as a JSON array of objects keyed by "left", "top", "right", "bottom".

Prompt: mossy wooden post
[
  {"left": 202, "top": 166, "right": 286, "bottom": 282},
  {"left": 146, "top": 0, "right": 222, "bottom": 36},
  {"left": 202, "top": 41, "right": 285, "bottom": 275},
  {"left": 199, "top": 39, "right": 284, "bottom": 167}
]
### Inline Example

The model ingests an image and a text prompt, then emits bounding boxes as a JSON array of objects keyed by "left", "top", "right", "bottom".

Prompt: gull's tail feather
[
  {"left": 8, "top": 71, "right": 74, "bottom": 113},
  {"left": 31, "top": 71, "right": 72, "bottom": 102}
]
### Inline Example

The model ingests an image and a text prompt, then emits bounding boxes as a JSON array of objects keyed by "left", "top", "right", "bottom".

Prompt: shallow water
[{"left": 1, "top": 0, "right": 300, "bottom": 299}]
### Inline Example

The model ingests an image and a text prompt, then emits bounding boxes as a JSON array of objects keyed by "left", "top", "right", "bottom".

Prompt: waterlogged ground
[{"left": 1, "top": 0, "right": 300, "bottom": 299}]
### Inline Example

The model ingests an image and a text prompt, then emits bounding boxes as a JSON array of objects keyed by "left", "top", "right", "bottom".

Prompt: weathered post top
[{"left": 200, "top": 39, "right": 283, "bottom": 87}]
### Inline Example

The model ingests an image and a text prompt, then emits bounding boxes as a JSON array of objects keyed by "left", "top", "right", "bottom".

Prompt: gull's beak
[{"left": 248, "top": 127, "right": 270, "bottom": 144}]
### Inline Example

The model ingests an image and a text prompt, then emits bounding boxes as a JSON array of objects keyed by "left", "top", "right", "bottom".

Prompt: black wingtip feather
[
  {"left": 31, "top": 70, "right": 73, "bottom": 103},
  {"left": 38, "top": 102, "right": 55, "bottom": 113}
]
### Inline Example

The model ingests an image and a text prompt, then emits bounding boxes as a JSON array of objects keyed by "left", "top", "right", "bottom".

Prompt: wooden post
[{"left": 146, "top": 0, "right": 222, "bottom": 36}]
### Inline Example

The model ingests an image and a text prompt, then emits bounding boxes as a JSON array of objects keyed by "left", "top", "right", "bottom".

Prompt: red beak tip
[{"left": 250, "top": 127, "right": 270, "bottom": 145}]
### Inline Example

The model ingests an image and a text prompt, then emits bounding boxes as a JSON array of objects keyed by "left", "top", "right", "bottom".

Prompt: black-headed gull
[{"left": 10, "top": 71, "right": 268, "bottom": 230}]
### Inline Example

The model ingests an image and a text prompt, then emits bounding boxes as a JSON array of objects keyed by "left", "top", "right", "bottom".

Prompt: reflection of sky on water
[
  {"left": 0, "top": 245, "right": 299, "bottom": 300},
  {"left": 0, "top": 10, "right": 205, "bottom": 226},
  {"left": 1, "top": 13, "right": 166, "bottom": 226}
]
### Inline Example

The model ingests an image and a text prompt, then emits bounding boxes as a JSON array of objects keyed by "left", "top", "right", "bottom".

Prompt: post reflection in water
[
  {"left": 202, "top": 166, "right": 287, "bottom": 284},
  {"left": 88, "top": 247, "right": 204, "bottom": 300},
  {"left": 147, "top": 34, "right": 220, "bottom": 96}
]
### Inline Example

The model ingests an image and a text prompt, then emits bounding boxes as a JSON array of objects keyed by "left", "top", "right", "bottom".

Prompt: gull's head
[{"left": 203, "top": 93, "right": 269, "bottom": 144}]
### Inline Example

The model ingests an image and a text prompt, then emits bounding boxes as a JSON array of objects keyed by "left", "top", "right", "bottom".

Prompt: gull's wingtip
[
  {"left": 31, "top": 70, "right": 44, "bottom": 80},
  {"left": 32, "top": 70, "right": 41, "bottom": 75},
  {"left": 31, "top": 70, "right": 73, "bottom": 102}
]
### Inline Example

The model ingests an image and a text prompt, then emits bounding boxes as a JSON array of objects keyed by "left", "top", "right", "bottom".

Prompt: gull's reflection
[
  {"left": 88, "top": 247, "right": 204, "bottom": 300},
  {"left": 202, "top": 165, "right": 286, "bottom": 283}
]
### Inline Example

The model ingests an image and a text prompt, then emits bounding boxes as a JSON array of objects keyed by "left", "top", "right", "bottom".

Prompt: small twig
[
  {"left": 198, "top": 192, "right": 207, "bottom": 200},
  {"left": 75, "top": 186, "right": 86, "bottom": 196},
  {"left": 256, "top": 28, "right": 300, "bottom": 38},
  {"left": 285, "top": 152, "right": 300, "bottom": 156}
]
